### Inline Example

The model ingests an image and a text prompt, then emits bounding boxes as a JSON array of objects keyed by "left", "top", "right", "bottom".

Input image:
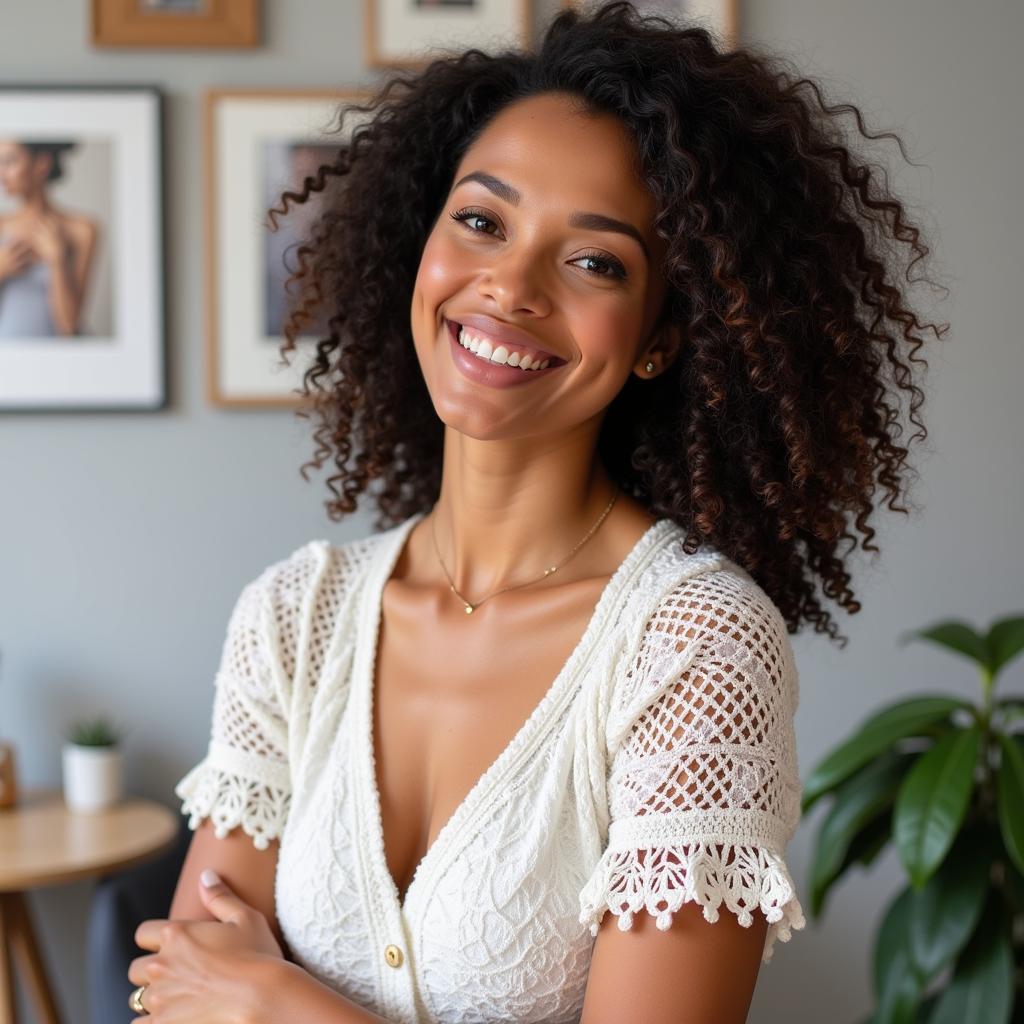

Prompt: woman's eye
[
  {"left": 571, "top": 251, "right": 628, "bottom": 280},
  {"left": 450, "top": 207, "right": 499, "bottom": 235},
  {"left": 448, "top": 207, "right": 628, "bottom": 281}
]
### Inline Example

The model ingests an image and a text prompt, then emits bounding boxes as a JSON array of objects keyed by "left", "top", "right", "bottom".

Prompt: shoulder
[
  {"left": 609, "top": 536, "right": 798, "bottom": 737},
  {"left": 645, "top": 533, "right": 793, "bottom": 661},
  {"left": 61, "top": 212, "right": 98, "bottom": 245},
  {"left": 244, "top": 520, "right": 413, "bottom": 656}
]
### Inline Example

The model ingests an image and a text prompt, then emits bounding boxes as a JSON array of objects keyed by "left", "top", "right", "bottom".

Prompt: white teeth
[{"left": 457, "top": 325, "right": 554, "bottom": 371}]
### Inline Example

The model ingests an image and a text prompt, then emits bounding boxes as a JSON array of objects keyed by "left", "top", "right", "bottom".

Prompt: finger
[
  {"left": 134, "top": 917, "right": 172, "bottom": 951},
  {"left": 198, "top": 868, "right": 253, "bottom": 926},
  {"left": 127, "top": 953, "right": 159, "bottom": 986}
]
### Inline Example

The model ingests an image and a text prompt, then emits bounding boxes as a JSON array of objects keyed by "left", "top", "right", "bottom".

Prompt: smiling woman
[{"left": 149, "top": 2, "right": 949, "bottom": 1023}]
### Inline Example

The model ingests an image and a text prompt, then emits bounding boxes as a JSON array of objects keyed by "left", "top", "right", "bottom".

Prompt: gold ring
[{"left": 129, "top": 984, "right": 149, "bottom": 1014}]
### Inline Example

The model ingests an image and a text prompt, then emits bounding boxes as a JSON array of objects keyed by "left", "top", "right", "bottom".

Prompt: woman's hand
[
  {"left": 128, "top": 868, "right": 286, "bottom": 1023},
  {"left": 0, "top": 238, "right": 34, "bottom": 281}
]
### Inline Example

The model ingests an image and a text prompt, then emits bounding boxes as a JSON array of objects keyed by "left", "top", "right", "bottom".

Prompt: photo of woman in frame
[{"left": 0, "top": 139, "right": 102, "bottom": 339}]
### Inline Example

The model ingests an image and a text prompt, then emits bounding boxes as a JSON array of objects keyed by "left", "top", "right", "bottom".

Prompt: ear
[{"left": 635, "top": 318, "right": 685, "bottom": 379}]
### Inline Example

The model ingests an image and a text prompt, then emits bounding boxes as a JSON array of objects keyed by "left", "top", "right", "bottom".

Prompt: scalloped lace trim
[
  {"left": 578, "top": 842, "right": 806, "bottom": 964},
  {"left": 174, "top": 760, "right": 291, "bottom": 852}
]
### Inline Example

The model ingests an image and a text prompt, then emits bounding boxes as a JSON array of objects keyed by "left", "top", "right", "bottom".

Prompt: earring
[{"left": 644, "top": 361, "right": 655, "bottom": 373}]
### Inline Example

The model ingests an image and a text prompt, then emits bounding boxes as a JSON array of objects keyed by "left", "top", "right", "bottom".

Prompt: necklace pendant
[{"left": 464, "top": 604, "right": 475, "bottom": 614}]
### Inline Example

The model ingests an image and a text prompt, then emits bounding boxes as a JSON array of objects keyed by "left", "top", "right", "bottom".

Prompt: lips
[
  {"left": 445, "top": 318, "right": 563, "bottom": 388},
  {"left": 447, "top": 313, "right": 566, "bottom": 366}
]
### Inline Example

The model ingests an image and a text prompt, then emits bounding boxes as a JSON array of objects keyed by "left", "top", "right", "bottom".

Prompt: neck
[
  {"left": 429, "top": 426, "right": 619, "bottom": 598},
  {"left": 17, "top": 192, "right": 51, "bottom": 217}
]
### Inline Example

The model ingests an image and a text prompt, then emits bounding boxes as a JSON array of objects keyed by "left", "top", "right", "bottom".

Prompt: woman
[
  {"left": 0, "top": 139, "right": 98, "bottom": 338},
  {"left": 128, "top": 4, "right": 946, "bottom": 1021}
]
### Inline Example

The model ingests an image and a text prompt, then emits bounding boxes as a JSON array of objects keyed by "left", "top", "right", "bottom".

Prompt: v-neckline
[{"left": 355, "top": 510, "right": 678, "bottom": 917}]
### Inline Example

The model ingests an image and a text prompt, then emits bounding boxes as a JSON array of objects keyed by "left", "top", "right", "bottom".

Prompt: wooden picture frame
[
  {"left": 560, "top": 0, "right": 739, "bottom": 50},
  {"left": 0, "top": 84, "right": 165, "bottom": 412},
  {"left": 91, "top": 0, "right": 260, "bottom": 49},
  {"left": 204, "top": 88, "right": 373, "bottom": 408},
  {"left": 364, "top": 0, "right": 532, "bottom": 69}
]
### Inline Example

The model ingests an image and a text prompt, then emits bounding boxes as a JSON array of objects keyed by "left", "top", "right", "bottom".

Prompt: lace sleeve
[
  {"left": 173, "top": 568, "right": 293, "bottom": 851},
  {"left": 578, "top": 568, "right": 806, "bottom": 964}
]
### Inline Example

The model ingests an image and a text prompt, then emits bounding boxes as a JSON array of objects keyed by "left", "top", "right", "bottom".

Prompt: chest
[{"left": 371, "top": 576, "right": 609, "bottom": 903}]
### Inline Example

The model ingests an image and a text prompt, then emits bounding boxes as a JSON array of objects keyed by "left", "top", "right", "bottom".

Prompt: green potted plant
[
  {"left": 62, "top": 714, "right": 126, "bottom": 812},
  {"left": 802, "top": 614, "right": 1024, "bottom": 1023}
]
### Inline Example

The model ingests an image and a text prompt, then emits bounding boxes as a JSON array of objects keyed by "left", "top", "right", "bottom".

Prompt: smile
[
  {"left": 445, "top": 319, "right": 564, "bottom": 389},
  {"left": 456, "top": 324, "right": 553, "bottom": 370}
]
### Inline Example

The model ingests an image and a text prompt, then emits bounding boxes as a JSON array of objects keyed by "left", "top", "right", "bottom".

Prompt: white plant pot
[{"left": 62, "top": 742, "right": 124, "bottom": 812}]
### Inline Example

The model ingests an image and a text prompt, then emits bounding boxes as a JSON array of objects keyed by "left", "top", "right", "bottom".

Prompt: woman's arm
[
  {"left": 32, "top": 213, "right": 96, "bottom": 335},
  {"left": 169, "top": 820, "right": 394, "bottom": 1022},
  {"left": 263, "top": 960, "right": 394, "bottom": 1023},
  {"left": 169, "top": 818, "right": 288, "bottom": 954},
  {"left": 579, "top": 895, "right": 769, "bottom": 1023}
]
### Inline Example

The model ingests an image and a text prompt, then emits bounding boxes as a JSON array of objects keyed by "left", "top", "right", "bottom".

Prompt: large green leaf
[
  {"left": 987, "top": 615, "right": 1024, "bottom": 678},
  {"left": 906, "top": 827, "right": 995, "bottom": 980},
  {"left": 841, "top": 809, "right": 893, "bottom": 871},
  {"left": 996, "top": 732, "right": 1024, "bottom": 875},
  {"left": 1003, "top": 856, "right": 1024, "bottom": 916},
  {"left": 810, "top": 752, "right": 913, "bottom": 917},
  {"left": 900, "top": 621, "right": 989, "bottom": 666},
  {"left": 802, "top": 696, "right": 969, "bottom": 813},
  {"left": 926, "top": 896, "right": 1014, "bottom": 1024},
  {"left": 873, "top": 886, "right": 924, "bottom": 1024},
  {"left": 893, "top": 726, "right": 981, "bottom": 889}
]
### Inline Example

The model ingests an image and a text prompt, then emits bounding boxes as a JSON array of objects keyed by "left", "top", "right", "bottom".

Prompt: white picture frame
[
  {"left": 205, "top": 88, "right": 374, "bottom": 408},
  {"left": 364, "top": 0, "right": 533, "bottom": 69},
  {"left": 0, "top": 85, "right": 165, "bottom": 412}
]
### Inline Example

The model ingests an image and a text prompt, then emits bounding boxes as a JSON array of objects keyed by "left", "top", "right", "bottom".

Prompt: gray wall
[{"left": 1, "top": 1, "right": 1020, "bottom": 1021}]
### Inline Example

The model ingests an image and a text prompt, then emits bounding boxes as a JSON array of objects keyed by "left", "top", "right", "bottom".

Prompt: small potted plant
[{"left": 62, "top": 715, "right": 126, "bottom": 812}]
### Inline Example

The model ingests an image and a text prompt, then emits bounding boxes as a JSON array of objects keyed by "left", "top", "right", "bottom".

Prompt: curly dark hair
[
  {"left": 269, "top": 0, "right": 950, "bottom": 648},
  {"left": 20, "top": 141, "right": 77, "bottom": 183}
]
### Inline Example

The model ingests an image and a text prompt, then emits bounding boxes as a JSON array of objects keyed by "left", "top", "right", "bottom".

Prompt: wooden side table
[{"left": 0, "top": 788, "right": 179, "bottom": 1024}]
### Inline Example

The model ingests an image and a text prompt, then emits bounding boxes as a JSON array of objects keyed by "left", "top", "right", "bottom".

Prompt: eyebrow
[{"left": 451, "top": 170, "right": 649, "bottom": 261}]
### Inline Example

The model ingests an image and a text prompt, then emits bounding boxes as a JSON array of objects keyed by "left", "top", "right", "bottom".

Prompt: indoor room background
[{"left": 0, "top": 1, "right": 1020, "bottom": 1021}]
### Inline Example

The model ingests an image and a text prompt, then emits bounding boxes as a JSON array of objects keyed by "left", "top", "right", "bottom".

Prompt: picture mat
[{"left": 0, "top": 90, "right": 162, "bottom": 408}]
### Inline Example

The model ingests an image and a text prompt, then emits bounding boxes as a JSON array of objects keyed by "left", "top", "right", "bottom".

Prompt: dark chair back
[{"left": 87, "top": 815, "right": 192, "bottom": 1024}]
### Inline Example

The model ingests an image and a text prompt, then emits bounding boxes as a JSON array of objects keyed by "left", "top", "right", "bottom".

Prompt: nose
[{"left": 474, "top": 246, "right": 552, "bottom": 318}]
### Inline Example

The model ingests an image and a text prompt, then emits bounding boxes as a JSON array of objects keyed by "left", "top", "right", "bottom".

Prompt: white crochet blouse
[{"left": 174, "top": 512, "right": 806, "bottom": 1024}]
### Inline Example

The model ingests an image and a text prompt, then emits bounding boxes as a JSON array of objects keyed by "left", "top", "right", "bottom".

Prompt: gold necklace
[{"left": 429, "top": 485, "right": 620, "bottom": 615}]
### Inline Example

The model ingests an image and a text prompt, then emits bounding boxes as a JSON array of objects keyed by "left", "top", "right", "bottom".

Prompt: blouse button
[{"left": 384, "top": 943, "right": 404, "bottom": 968}]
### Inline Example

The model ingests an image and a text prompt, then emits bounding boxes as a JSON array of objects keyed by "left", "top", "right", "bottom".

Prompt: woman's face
[
  {"left": 0, "top": 141, "right": 46, "bottom": 199},
  {"left": 411, "top": 91, "right": 675, "bottom": 442}
]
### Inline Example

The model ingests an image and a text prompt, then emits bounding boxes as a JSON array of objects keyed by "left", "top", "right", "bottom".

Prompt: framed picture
[
  {"left": 0, "top": 85, "right": 165, "bottom": 412},
  {"left": 205, "top": 89, "right": 372, "bottom": 407},
  {"left": 560, "top": 0, "right": 738, "bottom": 49},
  {"left": 91, "top": 0, "right": 260, "bottom": 49},
  {"left": 364, "top": 0, "right": 532, "bottom": 68}
]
